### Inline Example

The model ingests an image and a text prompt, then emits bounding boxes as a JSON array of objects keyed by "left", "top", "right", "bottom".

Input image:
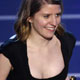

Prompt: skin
[
  {"left": 27, "top": 4, "right": 70, "bottom": 79},
  {"left": 28, "top": 4, "right": 61, "bottom": 41},
  {"left": 0, "top": 54, "right": 11, "bottom": 80},
  {"left": 0, "top": 4, "right": 70, "bottom": 80}
]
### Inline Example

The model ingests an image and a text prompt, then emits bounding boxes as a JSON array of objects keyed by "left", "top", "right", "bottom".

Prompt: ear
[{"left": 27, "top": 17, "right": 33, "bottom": 23}]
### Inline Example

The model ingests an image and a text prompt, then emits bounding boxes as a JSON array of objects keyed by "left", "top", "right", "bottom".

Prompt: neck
[{"left": 27, "top": 33, "right": 55, "bottom": 49}]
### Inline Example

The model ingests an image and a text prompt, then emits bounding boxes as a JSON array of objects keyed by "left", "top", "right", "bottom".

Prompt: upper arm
[{"left": 0, "top": 53, "right": 12, "bottom": 80}]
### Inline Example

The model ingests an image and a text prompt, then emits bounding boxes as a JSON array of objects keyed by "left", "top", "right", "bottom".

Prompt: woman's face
[{"left": 29, "top": 4, "right": 62, "bottom": 39}]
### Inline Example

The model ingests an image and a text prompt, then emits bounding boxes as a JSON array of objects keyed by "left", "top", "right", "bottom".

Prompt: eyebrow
[{"left": 42, "top": 11, "right": 62, "bottom": 15}]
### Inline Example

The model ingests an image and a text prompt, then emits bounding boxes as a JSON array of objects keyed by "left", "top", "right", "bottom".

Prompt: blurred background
[{"left": 0, "top": 0, "right": 80, "bottom": 79}]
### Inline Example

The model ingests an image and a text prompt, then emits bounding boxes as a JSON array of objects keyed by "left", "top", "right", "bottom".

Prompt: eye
[
  {"left": 56, "top": 13, "right": 62, "bottom": 17},
  {"left": 43, "top": 14, "right": 50, "bottom": 18}
]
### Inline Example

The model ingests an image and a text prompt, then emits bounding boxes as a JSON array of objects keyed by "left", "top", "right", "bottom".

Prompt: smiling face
[{"left": 28, "top": 4, "right": 62, "bottom": 39}]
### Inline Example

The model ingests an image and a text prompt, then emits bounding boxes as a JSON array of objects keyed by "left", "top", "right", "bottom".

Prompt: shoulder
[
  {"left": 62, "top": 32, "right": 76, "bottom": 62},
  {"left": 63, "top": 32, "right": 76, "bottom": 48},
  {"left": 64, "top": 32, "right": 76, "bottom": 42},
  {"left": 0, "top": 36, "right": 25, "bottom": 49},
  {"left": 56, "top": 31, "right": 76, "bottom": 48},
  {"left": 0, "top": 37, "right": 25, "bottom": 59},
  {"left": 0, "top": 39, "right": 18, "bottom": 52}
]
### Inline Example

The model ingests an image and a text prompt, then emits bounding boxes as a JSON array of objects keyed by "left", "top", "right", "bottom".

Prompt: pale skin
[{"left": 0, "top": 4, "right": 70, "bottom": 80}]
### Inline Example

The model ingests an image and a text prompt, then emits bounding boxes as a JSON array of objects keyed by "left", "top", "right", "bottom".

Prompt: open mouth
[{"left": 45, "top": 27, "right": 55, "bottom": 32}]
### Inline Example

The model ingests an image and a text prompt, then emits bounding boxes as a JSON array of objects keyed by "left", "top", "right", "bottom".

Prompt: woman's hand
[
  {"left": 66, "top": 76, "right": 76, "bottom": 80},
  {"left": 65, "top": 76, "right": 70, "bottom": 80}
]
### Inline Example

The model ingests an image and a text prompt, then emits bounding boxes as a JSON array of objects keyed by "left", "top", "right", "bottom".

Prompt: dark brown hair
[{"left": 14, "top": 0, "right": 64, "bottom": 41}]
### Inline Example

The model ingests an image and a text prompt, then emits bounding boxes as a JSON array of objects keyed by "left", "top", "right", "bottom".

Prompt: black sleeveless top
[{"left": 0, "top": 32, "right": 76, "bottom": 80}]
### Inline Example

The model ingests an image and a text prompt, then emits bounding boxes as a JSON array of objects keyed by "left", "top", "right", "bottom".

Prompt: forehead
[{"left": 37, "top": 4, "right": 61, "bottom": 14}]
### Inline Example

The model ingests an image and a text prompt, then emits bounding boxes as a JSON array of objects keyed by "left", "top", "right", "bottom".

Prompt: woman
[{"left": 0, "top": 0, "right": 76, "bottom": 80}]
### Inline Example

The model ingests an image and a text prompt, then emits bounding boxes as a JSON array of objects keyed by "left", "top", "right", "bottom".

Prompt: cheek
[
  {"left": 58, "top": 17, "right": 61, "bottom": 24},
  {"left": 34, "top": 18, "right": 47, "bottom": 28},
  {"left": 56, "top": 17, "right": 61, "bottom": 27},
  {"left": 56, "top": 18, "right": 61, "bottom": 29}
]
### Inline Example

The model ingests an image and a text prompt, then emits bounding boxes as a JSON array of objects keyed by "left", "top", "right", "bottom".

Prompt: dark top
[{"left": 0, "top": 32, "right": 76, "bottom": 80}]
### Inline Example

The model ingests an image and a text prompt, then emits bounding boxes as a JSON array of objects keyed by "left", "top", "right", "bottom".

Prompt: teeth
[{"left": 47, "top": 27, "right": 54, "bottom": 30}]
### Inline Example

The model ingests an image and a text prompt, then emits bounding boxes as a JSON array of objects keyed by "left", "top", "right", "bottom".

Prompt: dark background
[{"left": 0, "top": 0, "right": 80, "bottom": 79}]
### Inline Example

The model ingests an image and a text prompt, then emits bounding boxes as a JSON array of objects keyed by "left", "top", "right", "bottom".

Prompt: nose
[{"left": 50, "top": 16, "right": 57, "bottom": 27}]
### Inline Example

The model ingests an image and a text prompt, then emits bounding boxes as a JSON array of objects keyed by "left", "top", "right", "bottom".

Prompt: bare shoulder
[{"left": 0, "top": 53, "right": 11, "bottom": 80}]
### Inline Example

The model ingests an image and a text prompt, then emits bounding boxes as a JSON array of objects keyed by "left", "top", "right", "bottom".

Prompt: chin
[
  {"left": 43, "top": 35, "right": 54, "bottom": 40},
  {"left": 46, "top": 37, "right": 53, "bottom": 40}
]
